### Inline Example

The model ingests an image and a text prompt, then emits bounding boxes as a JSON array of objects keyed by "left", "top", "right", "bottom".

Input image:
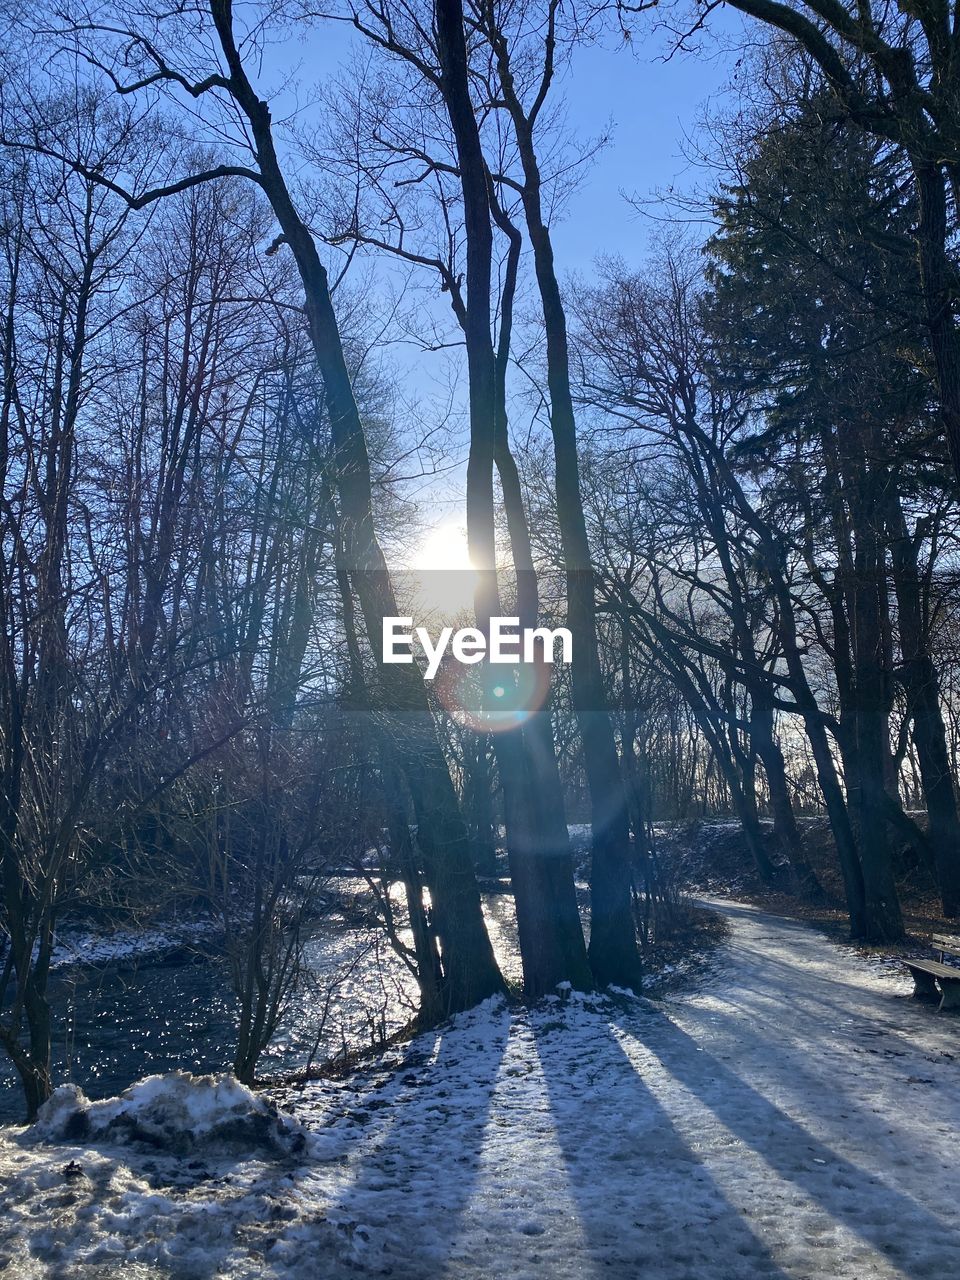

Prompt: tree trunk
[
  {"left": 913, "top": 161, "right": 960, "bottom": 488},
  {"left": 434, "top": 0, "right": 591, "bottom": 997},
  {"left": 751, "top": 701, "right": 823, "bottom": 896},
  {"left": 337, "top": 564, "right": 447, "bottom": 1021},
  {"left": 209, "top": 0, "right": 503, "bottom": 1011},
  {"left": 694, "top": 458, "right": 821, "bottom": 896},
  {"left": 834, "top": 428, "right": 903, "bottom": 941},
  {"left": 462, "top": 734, "right": 498, "bottom": 877},
  {"left": 488, "top": 56, "right": 641, "bottom": 988},
  {"left": 887, "top": 495, "right": 960, "bottom": 915}
]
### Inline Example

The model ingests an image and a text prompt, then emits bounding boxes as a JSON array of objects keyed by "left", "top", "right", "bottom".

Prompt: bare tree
[{"left": 22, "top": 0, "right": 505, "bottom": 1012}]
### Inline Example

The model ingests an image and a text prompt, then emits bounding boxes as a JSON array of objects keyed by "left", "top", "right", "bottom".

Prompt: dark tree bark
[
  {"left": 435, "top": 0, "right": 592, "bottom": 996},
  {"left": 887, "top": 496, "right": 960, "bottom": 916},
  {"left": 749, "top": 700, "right": 821, "bottom": 895},
  {"left": 480, "top": 0, "right": 642, "bottom": 988},
  {"left": 683, "top": 421, "right": 822, "bottom": 896},
  {"left": 641, "top": 613, "right": 779, "bottom": 883},
  {"left": 808, "top": 415, "right": 904, "bottom": 940},
  {"left": 907, "top": 159, "right": 960, "bottom": 485},
  {"left": 845, "top": 520, "right": 903, "bottom": 940},
  {"left": 461, "top": 733, "right": 498, "bottom": 877}
]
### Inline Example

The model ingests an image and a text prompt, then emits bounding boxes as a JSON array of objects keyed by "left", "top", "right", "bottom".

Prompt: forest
[{"left": 1, "top": 0, "right": 960, "bottom": 1275}]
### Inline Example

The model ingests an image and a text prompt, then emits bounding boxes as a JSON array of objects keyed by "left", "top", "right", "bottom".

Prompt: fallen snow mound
[{"left": 34, "top": 1071, "right": 308, "bottom": 1157}]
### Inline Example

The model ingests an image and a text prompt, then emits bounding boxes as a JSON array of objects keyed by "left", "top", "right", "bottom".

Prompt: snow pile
[
  {"left": 49, "top": 918, "right": 216, "bottom": 970},
  {"left": 34, "top": 1071, "right": 309, "bottom": 1157},
  {"left": 1, "top": 899, "right": 959, "bottom": 1278}
]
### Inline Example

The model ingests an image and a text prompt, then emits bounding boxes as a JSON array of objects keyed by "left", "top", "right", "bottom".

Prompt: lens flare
[{"left": 435, "top": 658, "right": 552, "bottom": 732}]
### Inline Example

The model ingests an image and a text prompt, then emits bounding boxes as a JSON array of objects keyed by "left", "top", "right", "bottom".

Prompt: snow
[
  {"left": 2, "top": 896, "right": 959, "bottom": 1278},
  {"left": 46, "top": 919, "right": 216, "bottom": 971},
  {"left": 34, "top": 1072, "right": 311, "bottom": 1157}
]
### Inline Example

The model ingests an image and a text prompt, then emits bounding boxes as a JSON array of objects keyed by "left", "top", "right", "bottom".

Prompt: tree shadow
[
  {"left": 604, "top": 998, "right": 960, "bottom": 1276},
  {"left": 684, "top": 899, "right": 956, "bottom": 1140},
  {"left": 298, "top": 1000, "right": 512, "bottom": 1276},
  {"left": 530, "top": 1002, "right": 797, "bottom": 1279}
]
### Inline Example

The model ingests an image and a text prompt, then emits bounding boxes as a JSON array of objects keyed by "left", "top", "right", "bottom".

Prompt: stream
[{"left": 0, "top": 883, "right": 523, "bottom": 1123}]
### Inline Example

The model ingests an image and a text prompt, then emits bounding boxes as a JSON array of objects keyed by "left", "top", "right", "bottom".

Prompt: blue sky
[
  {"left": 545, "top": 13, "right": 748, "bottom": 269},
  {"left": 267, "top": 5, "right": 747, "bottom": 270},
  {"left": 260, "top": 6, "right": 750, "bottom": 545}
]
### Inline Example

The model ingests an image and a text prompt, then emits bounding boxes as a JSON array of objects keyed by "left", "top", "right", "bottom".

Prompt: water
[{"left": 0, "top": 885, "right": 522, "bottom": 1123}]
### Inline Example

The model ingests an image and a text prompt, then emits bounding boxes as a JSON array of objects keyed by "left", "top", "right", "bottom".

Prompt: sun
[
  {"left": 411, "top": 523, "right": 474, "bottom": 573},
  {"left": 402, "top": 522, "right": 478, "bottom": 621}
]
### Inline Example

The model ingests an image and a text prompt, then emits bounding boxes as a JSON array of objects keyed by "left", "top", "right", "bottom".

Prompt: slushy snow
[
  {"left": 34, "top": 1072, "right": 310, "bottom": 1157},
  {"left": 1, "top": 897, "right": 958, "bottom": 1278}
]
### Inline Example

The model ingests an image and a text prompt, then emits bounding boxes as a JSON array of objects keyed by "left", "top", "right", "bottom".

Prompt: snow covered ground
[
  {"left": 1, "top": 897, "right": 958, "bottom": 1279},
  {"left": 46, "top": 920, "right": 218, "bottom": 971}
]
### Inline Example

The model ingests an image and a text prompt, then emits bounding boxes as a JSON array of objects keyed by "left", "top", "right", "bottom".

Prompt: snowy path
[{"left": 2, "top": 897, "right": 959, "bottom": 1279}]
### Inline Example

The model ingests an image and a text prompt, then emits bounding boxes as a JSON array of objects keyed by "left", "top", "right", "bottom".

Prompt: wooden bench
[
  {"left": 933, "top": 934, "right": 960, "bottom": 962},
  {"left": 903, "top": 956, "right": 960, "bottom": 1012}
]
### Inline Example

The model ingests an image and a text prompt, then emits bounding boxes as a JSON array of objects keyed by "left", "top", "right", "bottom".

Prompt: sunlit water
[{"left": 0, "top": 883, "right": 523, "bottom": 1123}]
